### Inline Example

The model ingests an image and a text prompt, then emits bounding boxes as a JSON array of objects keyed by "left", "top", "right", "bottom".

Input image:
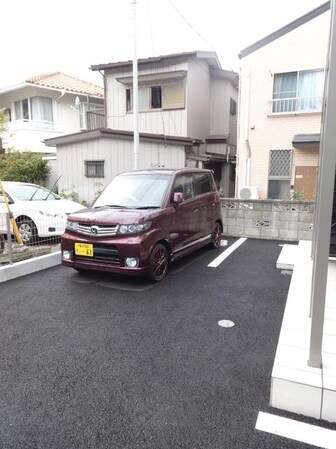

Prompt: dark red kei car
[{"left": 61, "top": 168, "right": 223, "bottom": 282}]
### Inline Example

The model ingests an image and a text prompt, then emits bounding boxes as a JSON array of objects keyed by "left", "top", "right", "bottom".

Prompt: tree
[
  {"left": 0, "top": 151, "right": 51, "bottom": 184},
  {"left": 0, "top": 107, "right": 8, "bottom": 134},
  {"left": 0, "top": 107, "right": 9, "bottom": 154}
]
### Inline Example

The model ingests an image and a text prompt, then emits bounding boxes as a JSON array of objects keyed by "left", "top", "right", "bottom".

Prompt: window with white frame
[
  {"left": 14, "top": 96, "right": 53, "bottom": 123},
  {"left": 84, "top": 160, "right": 105, "bottom": 178},
  {"left": 126, "top": 80, "right": 185, "bottom": 112},
  {"left": 272, "top": 69, "right": 324, "bottom": 113},
  {"left": 268, "top": 149, "right": 292, "bottom": 199}
]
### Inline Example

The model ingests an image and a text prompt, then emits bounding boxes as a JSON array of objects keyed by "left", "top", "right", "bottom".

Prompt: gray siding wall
[
  {"left": 104, "top": 60, "right": 188, "bottom": 136},
  {"left": 186, "top": 59, "right": 210, "bottom": 145},
  {"left": 57, "top": 137, "right": 185, "bottom": 203}
]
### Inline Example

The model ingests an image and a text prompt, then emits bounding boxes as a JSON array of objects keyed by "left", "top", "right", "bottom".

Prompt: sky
[{"left": 1, "top": 0, "right": 328, "bottom": 88}]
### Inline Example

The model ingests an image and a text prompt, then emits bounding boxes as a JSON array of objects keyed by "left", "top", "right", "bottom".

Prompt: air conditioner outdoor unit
[{"left": 238, "top": 186, "right": 259, "bottom": 199}]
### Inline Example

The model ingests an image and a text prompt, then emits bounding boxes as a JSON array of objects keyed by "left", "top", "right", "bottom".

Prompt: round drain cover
[{"left": 218, "top": 319, "right": 235, "bottom": 328}]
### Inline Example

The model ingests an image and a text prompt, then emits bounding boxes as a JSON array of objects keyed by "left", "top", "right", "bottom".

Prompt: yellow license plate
[{"left": 75, "top": 243, "right": 94, "bottom": 257}]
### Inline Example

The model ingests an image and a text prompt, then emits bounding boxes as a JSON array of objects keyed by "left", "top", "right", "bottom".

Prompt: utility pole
[{"left": 132, "top": 0, "right": 140, "bottom": 170}]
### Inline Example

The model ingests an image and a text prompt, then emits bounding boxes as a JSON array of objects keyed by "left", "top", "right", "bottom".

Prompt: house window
[
  {"left": 14, "top": 96, "right": 53, "bottom": 123},
  {"left": 31, "top": 96, "right": 53, "bottom": 122},
  {"left": 15, "top": 99, "right": 29, "bottom": 120},
  {"left": 230, "top": 98, "right": 237, "bottom": 115},
  {"left": 126, "top": 86, "right": 162, "bottom": 112},
  {"left": 268, "top": 149, "right": 292, "bottom": 199},
  {"left": 126, "top": 80, "right": 185, "bottom": 112},
  {"left": 84, "top": 160, "right": 105, "bottom": 178},
  {"left": 272, "top": 69, "right": 324, "bottom": 113}
]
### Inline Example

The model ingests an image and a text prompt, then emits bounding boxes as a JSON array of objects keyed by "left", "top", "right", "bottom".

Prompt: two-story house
[
  {"left": 45, "top": 51, "right": 238, "bottom": 203},
  {"left": 236, "top": 1, "right": 330, "bottom": 201},
  {"left": 0, "top": 72, "right": 104, "bottom": 156}
]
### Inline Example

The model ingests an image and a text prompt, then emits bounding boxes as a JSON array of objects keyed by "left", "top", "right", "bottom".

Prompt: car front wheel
[
  {"left": 16, "top": 218, "right": 37, "bottom": 245},
  {"left": 148, "top": 243, "right": 169, "bottom": 282}
]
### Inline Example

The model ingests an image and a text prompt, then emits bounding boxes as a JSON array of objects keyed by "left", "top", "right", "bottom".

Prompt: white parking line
[
  {"left": 255, "top": 412, "right": 336, "bottom": 449},
  {"left": 208, "top": 238, "right": 247, "bottom": 268}
]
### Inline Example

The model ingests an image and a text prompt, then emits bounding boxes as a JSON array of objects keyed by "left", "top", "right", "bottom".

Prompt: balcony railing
[
  {"left": 7, "top": 119, "right": 64, "bottom": 133},
  {"left": 87, "top": 110, "right": 105, "bottom": 130},
  {"left": 270, "top": 96, "right": 323, "bottom": 114}
]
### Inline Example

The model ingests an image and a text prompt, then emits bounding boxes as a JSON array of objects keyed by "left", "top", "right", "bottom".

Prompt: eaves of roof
[
  {"left": 292, "top": 133, "right": 320, "bottom": 148},
  {"left": 210, "top": 68, "right": 239, "bottom": 88},
  {"left": 44, "top": 128, "right": 203, "bottom": 147},
  {"left": 0, "top": 72, "right": 104, "bottom": 97},
  {"left": 91, "top": 51, "right": 221, "bottom": 72},
  {"left": 239, "top": 1, "right": 330, "bottom": 59}
]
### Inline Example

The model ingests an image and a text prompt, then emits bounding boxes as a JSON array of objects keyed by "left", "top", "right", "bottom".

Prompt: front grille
[
  {"left": 75, "top": 244, "right": 120, "bottom": 265},
  {"left": 76, "top": 223, "right": 118, "bottom": 236}
]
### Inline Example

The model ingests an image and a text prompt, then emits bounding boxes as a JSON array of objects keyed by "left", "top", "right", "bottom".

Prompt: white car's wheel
[
  {"left": 16, "top": 218, "right": 38, "bottom": 245},
  {"left": 0, "top": 234, "right": 4, "bottom": 254}
]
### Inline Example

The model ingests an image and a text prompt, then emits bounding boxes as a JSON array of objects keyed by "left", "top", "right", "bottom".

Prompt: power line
[{"left": 166, "top": 0, "right": 216, "bottom": 51}]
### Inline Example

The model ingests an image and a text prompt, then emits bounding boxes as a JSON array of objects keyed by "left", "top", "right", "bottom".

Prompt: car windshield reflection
[
  {"left": 93, "top": 174, "right": 170, "bottom": 209},
  {"left": 5, "top": 184, "right": 60, "bottom": 201}
]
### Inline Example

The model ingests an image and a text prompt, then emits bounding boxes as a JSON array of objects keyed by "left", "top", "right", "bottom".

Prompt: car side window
[
  {"left": 194, "top": 173, "right": 213, "bottom": 195},
  {"left": 172, "top": 175, "right": 195, "bottom": 201}
]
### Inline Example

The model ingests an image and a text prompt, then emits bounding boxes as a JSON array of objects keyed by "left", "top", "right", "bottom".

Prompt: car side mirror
[{"left": 173, "top": 192, "right": 184, "bottom": 204}]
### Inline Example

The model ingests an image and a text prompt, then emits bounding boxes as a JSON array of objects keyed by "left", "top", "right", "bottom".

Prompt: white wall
[{"left": 0, "top": 86, "right": 103, "bottom": 153}]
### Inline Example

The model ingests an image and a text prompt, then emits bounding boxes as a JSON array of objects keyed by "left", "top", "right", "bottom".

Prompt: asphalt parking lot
[{"left": 0, "top": 238, "right": 335, "bottom": 449}]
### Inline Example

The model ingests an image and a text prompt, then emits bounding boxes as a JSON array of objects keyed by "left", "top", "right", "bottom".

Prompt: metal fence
[{"left": 0, "top": 211, "right": 62, "bottom": 267}]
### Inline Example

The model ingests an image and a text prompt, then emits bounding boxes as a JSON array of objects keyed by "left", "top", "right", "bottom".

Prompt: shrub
[{"left": 0, "top": 151, "right": 50, "bottom": 184}]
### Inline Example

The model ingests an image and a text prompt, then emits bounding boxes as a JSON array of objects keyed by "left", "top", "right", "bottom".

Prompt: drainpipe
[
  {"left": 55, "top": 90, "right": 66, "bottom": 102},
  {"left": 244, "top": 139, "right": 251, "bottom": 187},
  {"left": 54, "top": 90, "right": 66, "bottom": 130},
  {"left": 99, "top": 69, "right": 107, "bottom": 128}
]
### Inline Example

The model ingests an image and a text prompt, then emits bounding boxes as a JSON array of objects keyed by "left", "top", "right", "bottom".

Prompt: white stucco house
[
  {"left": 236, "top": 1, "right": 330, "bottom": 201},
  {"left": 45, "top": 51, "right": 238, "bottom": 203},
  {"left": 0, "top": 72, "right": 104, "bottom": 155}
]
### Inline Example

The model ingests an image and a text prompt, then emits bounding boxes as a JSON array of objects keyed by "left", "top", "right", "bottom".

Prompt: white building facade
[{"left": 237, "top": 2, "right": 330, "bottom": 201}]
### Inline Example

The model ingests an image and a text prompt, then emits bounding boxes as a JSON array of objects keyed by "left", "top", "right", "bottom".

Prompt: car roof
[
  {"left": 1, "top": 181, "right": 40, "bottom": 187},
  {"left": 119, "top": 168, "right": 213, "bottom": 176}
]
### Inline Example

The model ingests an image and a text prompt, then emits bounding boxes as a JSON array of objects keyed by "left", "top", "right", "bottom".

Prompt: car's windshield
[
  {"left": 93, "top": 173, "right": 171, "bottom": 209},
  {"left": 6, "top": 184, "right": 60, "bottom": 201}
]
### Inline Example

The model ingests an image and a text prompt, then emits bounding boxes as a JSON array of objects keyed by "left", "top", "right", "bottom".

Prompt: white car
[{"left": 0, "top": 181, "right": 84, "bottom": 244}]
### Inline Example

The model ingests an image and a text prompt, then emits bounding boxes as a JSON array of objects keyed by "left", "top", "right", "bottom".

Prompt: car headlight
[
  {"left": 66, "top": 220, "right": 78, "bottom": 231},
  {"left": 118, "top": 221, "right": 151, "bottom": 235}
]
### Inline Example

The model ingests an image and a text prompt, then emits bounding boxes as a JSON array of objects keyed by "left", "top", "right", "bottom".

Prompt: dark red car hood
[{"left": 68, "top": 206, "right": 160, "bottom": 225}]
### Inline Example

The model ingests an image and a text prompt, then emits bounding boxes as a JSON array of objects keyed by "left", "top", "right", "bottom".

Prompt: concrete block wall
[{"left": 221, "top": 199, "right": 315, "bottom": 241}]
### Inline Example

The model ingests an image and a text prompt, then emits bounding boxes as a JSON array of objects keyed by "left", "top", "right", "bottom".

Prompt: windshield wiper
[
  {"left": 95, "top": 204, "right": 129, "bottom": 209},
  {"left": 135, "top": 206, "right": 160, "bottom": 209},
  {"left": 44, "top": 175, "right": 62, "bottom": 200},
  {"left": 29, "top": 185, "right": 42, "bottom": 201}
]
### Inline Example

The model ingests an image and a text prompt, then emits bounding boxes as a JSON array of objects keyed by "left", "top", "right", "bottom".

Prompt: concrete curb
[{"left": 0, "top": 251, "right": 61, "bottom": 283}]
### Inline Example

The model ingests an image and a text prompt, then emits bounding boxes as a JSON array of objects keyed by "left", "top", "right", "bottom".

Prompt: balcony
[
  {"left": 7, "top": 119, "right": 64, "bottom": 133},
  {"left": 87, "top": 109, "right": 105, "bottom": 130},
  {"left": 270, "top": 96, "right": 323, "bottom": 115}
]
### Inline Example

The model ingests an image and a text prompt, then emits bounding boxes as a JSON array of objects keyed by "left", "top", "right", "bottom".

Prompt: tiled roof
[{"left": 26, "top": 72, "right": 104, "bottom": 97}]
